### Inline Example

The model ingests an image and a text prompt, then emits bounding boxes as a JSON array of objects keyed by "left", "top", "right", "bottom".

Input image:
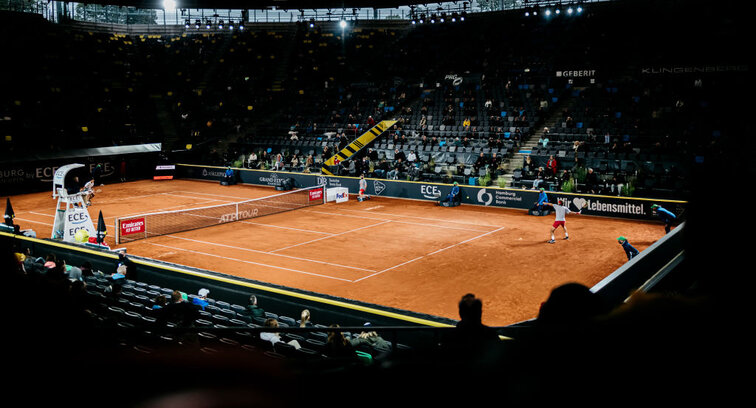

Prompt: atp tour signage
[{"left": 177, "top": 164, "right": 685, "bottom": 221}]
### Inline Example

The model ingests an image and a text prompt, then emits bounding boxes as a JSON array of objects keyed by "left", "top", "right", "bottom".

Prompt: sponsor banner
[
  {"left": 63, "top": 206, "right": 97, "bottom": 243},
  {"left": 120, "top": 217, "right": 146, "bottom": 236},
  {"left": 309, "top": 188, "right": 324, "bottom": 202},
  {"left": 154, "top": 164, "right": 176, "bottom": 180},
  {"left": 1, "top": 152, "right": 160, "bottom": 194},
  {"left": 327, "top": 187, "right": 349, "bottom": 203},
  {"left": 177, "top": 165, "right": 686, "bottom": 221}
]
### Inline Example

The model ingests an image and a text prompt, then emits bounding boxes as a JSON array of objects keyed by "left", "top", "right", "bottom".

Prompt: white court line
[
  {"left": 352, "top": 225, "right": 507, "bottom": 283},
  {"left": 95, "top": 191, "right": 175, "bottom": 205},
  {"left": 238, "top": 220, "right": 334, "bottom": 235},
  {"left": 330, "top": 207, "right": 501, "bottom": 228},
  {"left": 163, "top": 193, "right": 235, "bottom": 202},
  {"left": 14, "top": 217, "right": 53, "bottom": 227},
  {"left": 146, "top": 242, "right": 354, "bottom": 282},
  {"left": 269, "top": 220, "right": 392, "bottom": 253},
  {"left": 176, "top": 190, "right": 262, "bottom": 201},
  {"left": 163, "top": 235, "right": 374, "bottom": 272},
  {"left": 302, "top": 209, "right": 491, "bottom": 233},
  {"left": 108, "top": 199, "right": 220, "bottom": 220}
]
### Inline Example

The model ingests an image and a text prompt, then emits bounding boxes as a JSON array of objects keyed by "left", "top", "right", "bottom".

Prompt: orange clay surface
[{"left": 4, "top": 179, "right": 666, "bottom": 326}]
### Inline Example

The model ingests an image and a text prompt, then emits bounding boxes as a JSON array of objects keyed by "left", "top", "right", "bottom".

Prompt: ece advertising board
[{"left": 177, "top": 165, "right": 685, "bottom": 221}]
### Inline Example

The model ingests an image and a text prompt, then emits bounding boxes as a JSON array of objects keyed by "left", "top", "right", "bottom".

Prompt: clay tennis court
[{"left": 5, "top": 179, "right": 665, "bottom": 326}]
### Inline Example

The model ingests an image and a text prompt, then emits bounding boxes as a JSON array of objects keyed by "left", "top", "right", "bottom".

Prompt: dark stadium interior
[{"left": 1, "top": 0, "right": 751, "bottom": 406}]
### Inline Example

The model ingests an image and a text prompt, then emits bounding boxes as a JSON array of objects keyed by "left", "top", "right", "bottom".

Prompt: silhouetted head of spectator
[
  {"left": 537, "top": 282, "right": 608, "bottom": 326},
  {"left": 458, "top": 293, "right": 483, "bottom": 324}
]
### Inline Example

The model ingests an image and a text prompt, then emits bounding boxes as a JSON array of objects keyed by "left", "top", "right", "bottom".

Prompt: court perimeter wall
[{"left": 177, "top": 164, "right": 687, "bottom": 221}]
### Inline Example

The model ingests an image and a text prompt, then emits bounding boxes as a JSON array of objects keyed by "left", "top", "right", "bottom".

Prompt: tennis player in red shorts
[
  {"left": 358, "top": 174, "right": 370, "bottom": 202},
  {"left": 545, "top": 200, "right": 581, "bottom": 243}
]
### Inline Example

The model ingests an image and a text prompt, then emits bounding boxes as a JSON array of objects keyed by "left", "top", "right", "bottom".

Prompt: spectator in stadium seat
[
  {"left": 536, "top": 282, "right": 609, "bottom": 329},
  {"left": 584, "top": 167, "right": 599, "bottom": 194},
  {"left": 375, "top": 159, "right": 390, "bottom": 178},
  {"left": 441, "top": 294, "right": 500, "bottom": 355},
  {"left": 546, "top": 155, "right": 558, "bottom": 176},
  {"left": 350, "top": 322, "right": 391, "bottom": 354},
  {"left": 105, "top": 282, "right": 123, "bottom": 303},
  {"left": 152, "top": 295, "right": 167, "bottom": 310},
  {"left": 304, "top": 155, "right": 314, "bottom": 173},
  {"left": 523, "top": 155, "right": 536, "bottom": 176},
  {"left": 299, "top": 309, "right": 312, "bottom": 328},
  {"left": 65, "top": 260, "right": 83, "bottom": 282},
  {"left": 290, "top": 154, "right": 300, "bottom": 171},
  {"left": 242, "top": 294, "right": 265, "bottom": 321},
  {"left": 490, "top": 152, "right": 501, "bottom": 171},
  {"left": 367, "top": 148, "right": 378, "bottom": 163},
  {"left": 155, "top": 290, "right": 200, "bottom": 327},
  {"left": 394, "top": 148, "right": 406, "bottom": 163},
  {"left": 532, "top": 167, "right": 546, "bottom": 190},
  {"left": 406, "top": 150, "right": 417, "bottom": 164},
  {"left": 473, "top": 152, "right": 488, "bottom": 174},
  {"left": 347, "top": 159, "right": 356, "bottom": 176},
  {"left": 109, "top": 264, "right": 127, "bottom": 283},
  {"left": 273, "top": 154, "right": 284, "bottom": 171},
  {"left": 260, "top": 318, "right": 301, "bottom": 349},
  {"left": 192, "top": 288, "right": 210, "bottom": 310},
  {"left": 557, "top": 169, "right": 572, "bottom": 191},
  {"left": 324, "top": 324, "right": 358, "bottom": 359},
  {"left": 360, "top": 156, "right": 371, "bottom": 176}
]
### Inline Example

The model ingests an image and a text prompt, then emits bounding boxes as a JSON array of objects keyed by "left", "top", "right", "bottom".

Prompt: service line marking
[
  {"left": 269, "top": 220, "right": 392, "bottom": 253},
  {"left": 146, "top": 242, "right": 354, "bottom": 282},
  {"left": 163, "top": 235, "right": 374, "bottom": 272},
  {"left": 352, "top": 225, "right": 506, "bottom": 283}
]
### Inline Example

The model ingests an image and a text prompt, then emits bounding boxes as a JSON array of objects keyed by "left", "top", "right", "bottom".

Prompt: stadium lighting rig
[
  {"left": 411, "top": 10, "right": 466, "bottom": 25},
  {"left": 524, "top": 1, "right": 584, "bottom": 18}
]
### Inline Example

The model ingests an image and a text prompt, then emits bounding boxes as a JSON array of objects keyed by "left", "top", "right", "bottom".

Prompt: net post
[{"left": 114, "top": 217, "right": 121, "bottom": 245}]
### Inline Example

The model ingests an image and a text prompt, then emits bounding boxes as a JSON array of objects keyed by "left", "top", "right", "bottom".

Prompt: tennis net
[{"left": 115, "top": 185, "right": 325, "bottom": 244}]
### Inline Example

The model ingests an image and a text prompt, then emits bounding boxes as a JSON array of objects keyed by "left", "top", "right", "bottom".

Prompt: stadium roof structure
[{"left": 70, "top": 0, "right": 431, "bottom": 10}]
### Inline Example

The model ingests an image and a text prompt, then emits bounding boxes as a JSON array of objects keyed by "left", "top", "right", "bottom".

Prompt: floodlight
[
  {"left": 339, "top": 20, "right": 347, "bottom": 29},
  {"left": 163, "top": 0, "right": 176, "bottom": 11}
]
